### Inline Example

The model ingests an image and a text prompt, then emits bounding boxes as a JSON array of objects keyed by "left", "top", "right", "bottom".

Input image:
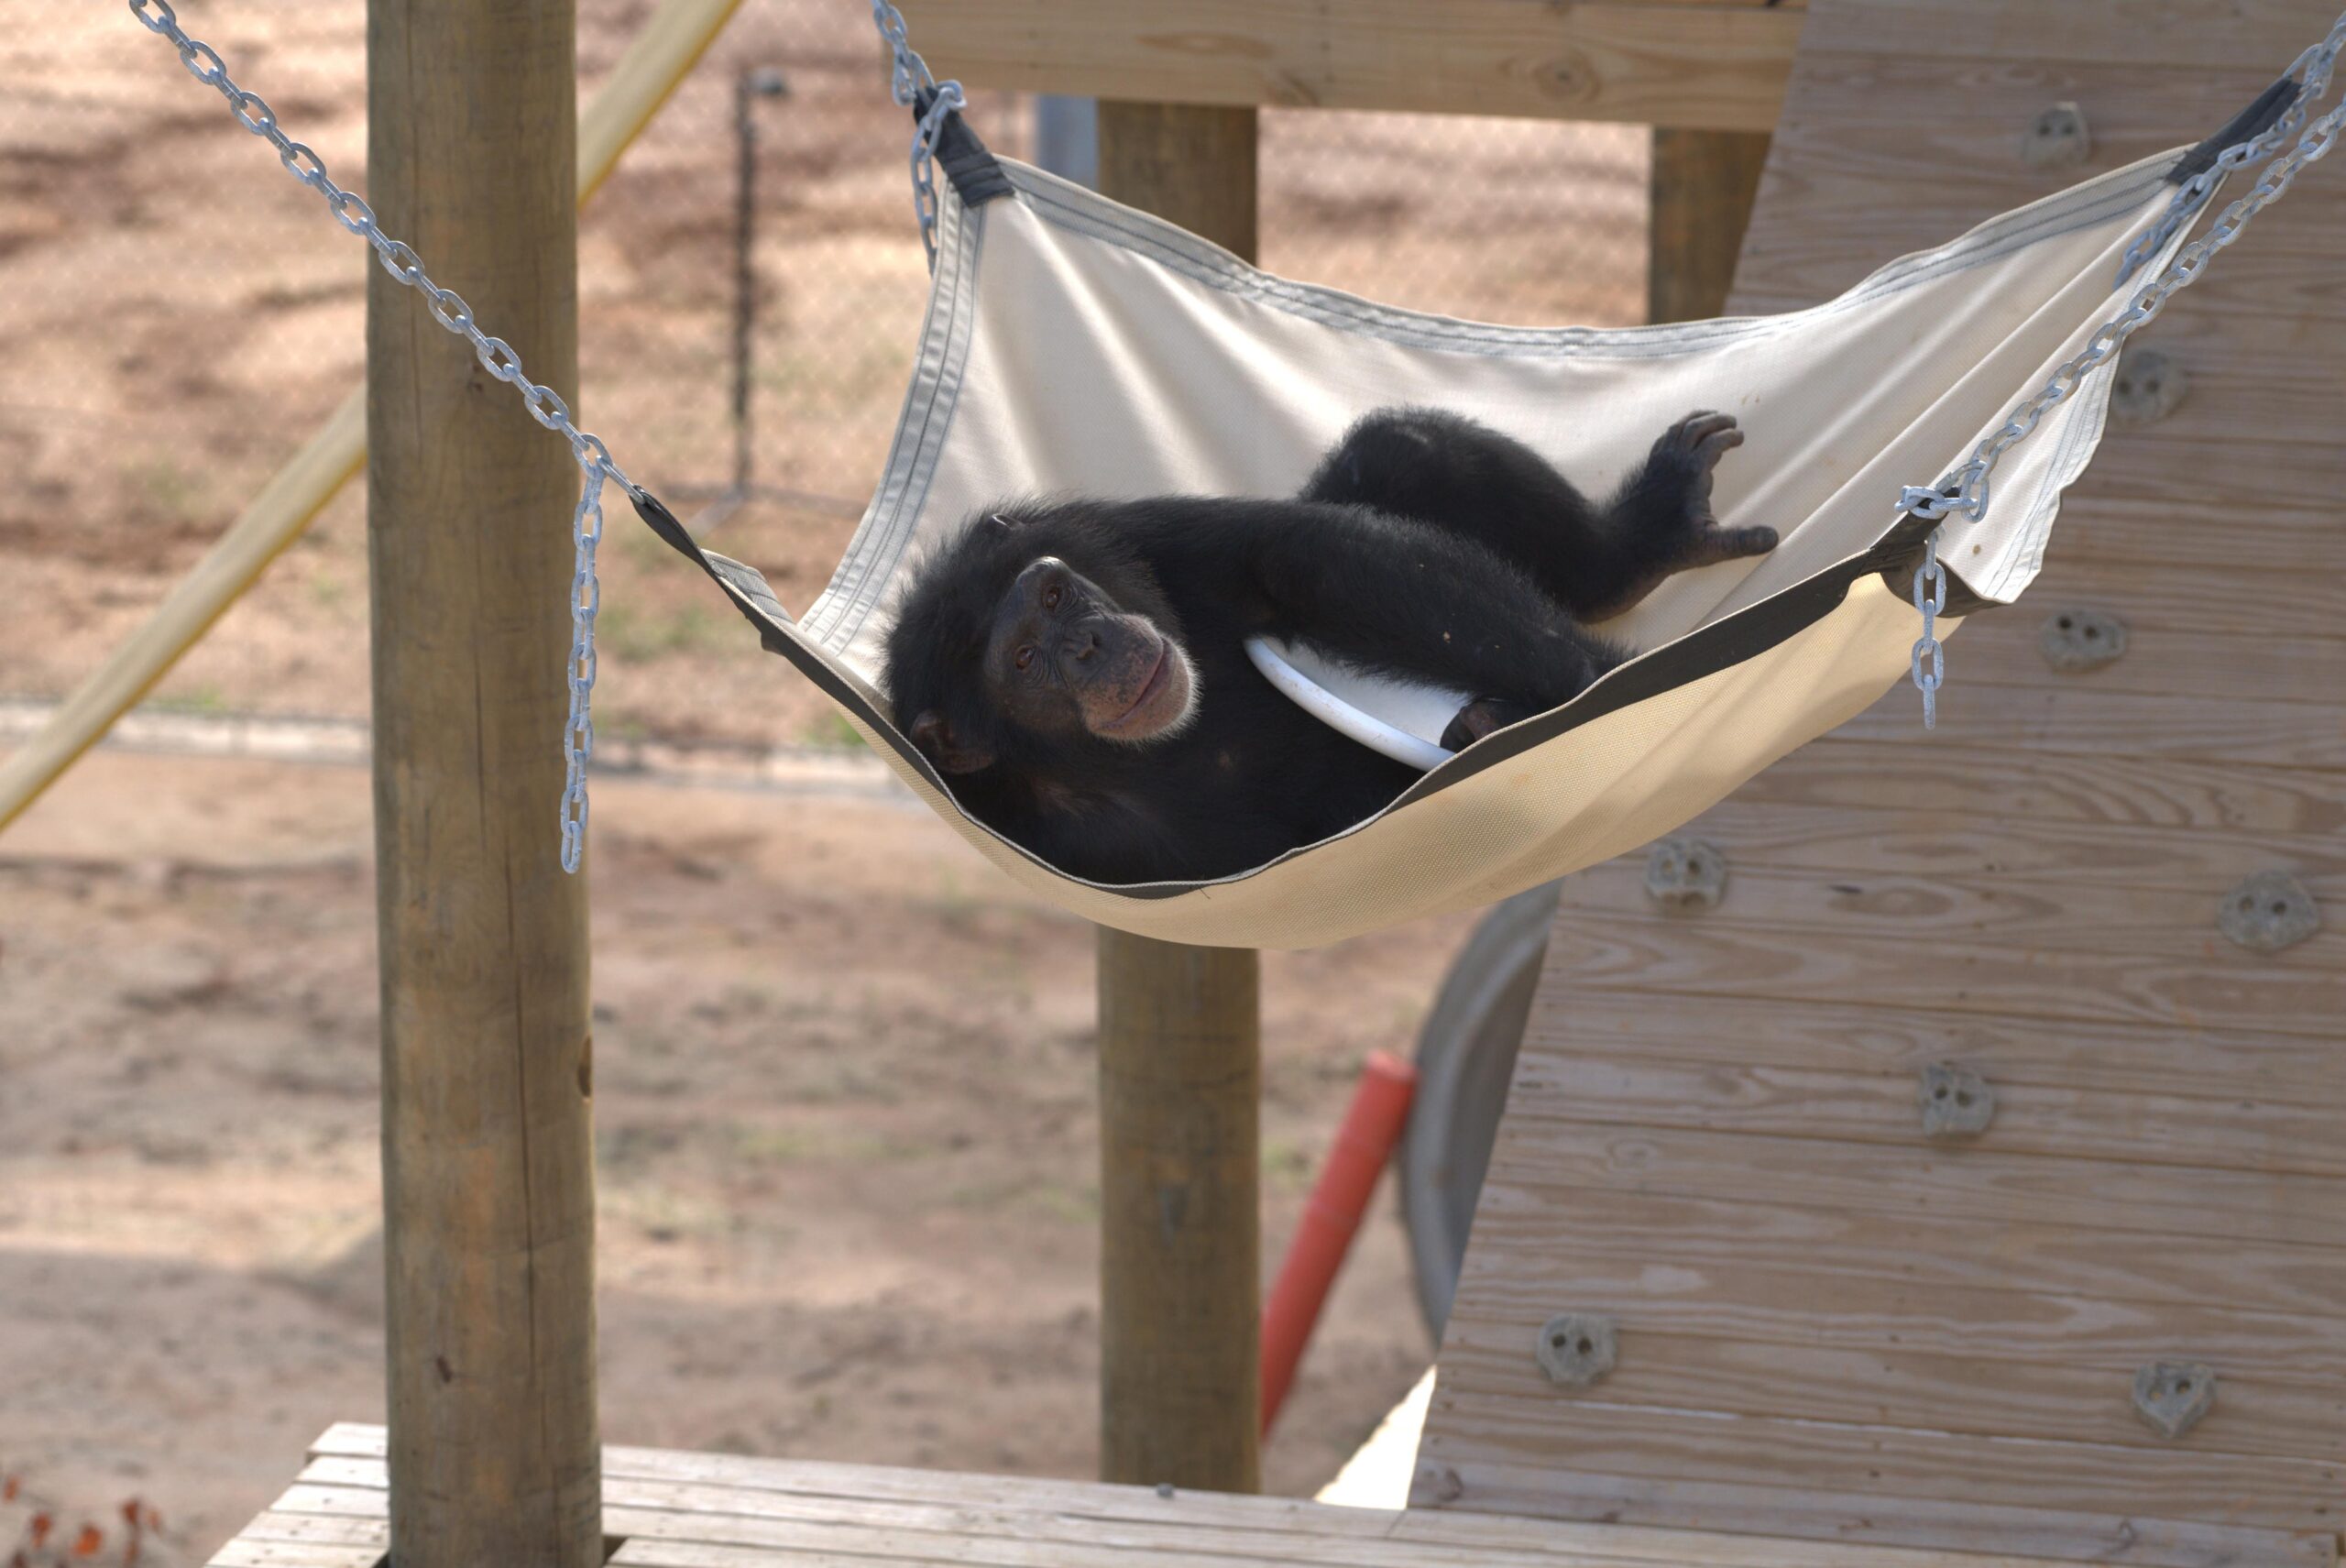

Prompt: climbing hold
[
  {"left": 2216, "top": 871, "right": 2320, "bottom": 953},
  {"left": 2021, "top": 102, "right": 2092, "bottom": 169},
  {"left": 2132, "top": 1362, "right": 2216, "bottom": 1439},
  {"left": 1645, "top": 838, "right": 1726, "bottom": 911},
  {"left": 2039, "top": 609, "right": 2128, "bottom": 673},
  {"left": 1534, "top": 1312, "right": 1617, "bottom": 1387},
  {"left": 1917, "top": 1062, "right": 1996, "bottom": 1138},
  {"left": 2110, "top": 346, "right": 2187, "bottom": 425}
]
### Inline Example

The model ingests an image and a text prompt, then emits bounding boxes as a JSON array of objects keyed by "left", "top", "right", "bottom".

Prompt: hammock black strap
[
  {"left": 914, "top": 88, "right": 1014, "bottom": 208},
  {"left": 2172, "top": 77, "right": 2302, "bottom": 184}
]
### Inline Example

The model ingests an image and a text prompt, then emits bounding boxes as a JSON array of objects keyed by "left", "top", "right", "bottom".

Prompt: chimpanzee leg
[
  {"left": 1239, "top": 500, "right": 1625, "bottom": 720},
  {"left": 1299, "top": 406, "right": 1773, "bottom": 622}
]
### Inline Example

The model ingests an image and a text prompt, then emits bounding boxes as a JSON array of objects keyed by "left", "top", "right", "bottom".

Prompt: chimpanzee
[{"left": 882, "top": 406, "right": 1770, "bottom": 884}]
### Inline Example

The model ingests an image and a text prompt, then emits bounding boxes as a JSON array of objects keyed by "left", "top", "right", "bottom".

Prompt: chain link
[
  {"left": 129, "top": 0, "right": 629, "bottom": 873},
  {"left": 869, "top": 0, "right": 967, "bottom": 267},
  {"left": 2117, "top": 13, "right": 2346, "bottom": 282},
  {"left": 1910, "top": 529, "right": 1947, "bottom": 729},
  {"left": 1899, "top": 8, "right": 2346, "bottom": 719}
]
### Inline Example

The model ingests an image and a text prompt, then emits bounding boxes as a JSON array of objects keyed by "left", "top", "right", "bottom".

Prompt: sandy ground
[
  {"left": 0, "top": 744, "right": 1476, "bottom": 1559},
  {"left": 0, "top": 4, "right": 1647, "bottom": 1558}
]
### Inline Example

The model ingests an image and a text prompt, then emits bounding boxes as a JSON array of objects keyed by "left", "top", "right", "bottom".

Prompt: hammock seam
[
  {"left": 996, "top": 158, "right": 2178, "bottom": 363},
  {"left": 802, "top": 188, "right": 989, "bottom": 648}
]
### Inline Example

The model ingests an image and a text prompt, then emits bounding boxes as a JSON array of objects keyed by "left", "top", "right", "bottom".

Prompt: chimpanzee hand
[{"left": 1441, "top": 696, "right": 1539, "bottom": 752}]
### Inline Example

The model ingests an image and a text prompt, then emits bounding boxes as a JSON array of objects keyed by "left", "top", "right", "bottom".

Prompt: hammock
[
  {"left": 632, "top": 94, "right": 2314, "bottom": 948},
  {"left": 127, "top": 1, "right": 2345, "bottom": 949}
]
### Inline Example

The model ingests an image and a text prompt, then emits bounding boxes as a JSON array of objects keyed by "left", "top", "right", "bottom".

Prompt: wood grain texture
[
  {"left": 1420, "top": 1392, "right": 2341, "bottom": 1538},
  {"left": 217, "top": 1423, "right": 2245, "bottom": 1568},
  {"left": 1421, "top": 1, "right": 2346, "bottom": 1560},
  {"left": 1091, "top": 106, "right": 1264, "bottom": 1497},
  {"left": 1096, "top": 930, "right": 1263, "bottom": 1493},
  {"left": 894, "top": 0, "right": 1807, "bottom": 130},
  {"left": 1650, "top": 129, "right": 1772, "bottom": 323},
  {"left": 367, "top": 3, "right": 598, "bottom": 1564}
]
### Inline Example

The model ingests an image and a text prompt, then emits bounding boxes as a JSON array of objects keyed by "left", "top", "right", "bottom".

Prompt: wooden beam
[
  {"left": 1648, "top": 127, "right": 1772, "bottom": 323},
  {"left": 1093, "top": 103, "right": 1264, "bottom": 1496},
  {"left": 368, "top": 2, "right": 599, "bottom": 1564},
  {"left": 1097, "top": 931, "right": 1265, "bottom": 1492},
  {"left": 896, "top": 1, "right": 1805, "bottom": 131}
]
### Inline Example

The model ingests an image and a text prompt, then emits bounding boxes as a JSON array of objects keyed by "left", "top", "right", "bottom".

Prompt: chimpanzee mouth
[{"left": 1098, "top": 645, "right": 1170, "bottom": 732}]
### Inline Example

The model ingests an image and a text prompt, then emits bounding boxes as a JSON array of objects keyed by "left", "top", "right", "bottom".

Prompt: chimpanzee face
[{"left": 981, "top": 555, "right": 1198, "bottom": 747}]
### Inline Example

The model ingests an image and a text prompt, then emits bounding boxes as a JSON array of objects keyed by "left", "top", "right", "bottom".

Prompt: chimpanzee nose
[{"left": 1067, "top": 625, "right": 1101, "bottom": 662}]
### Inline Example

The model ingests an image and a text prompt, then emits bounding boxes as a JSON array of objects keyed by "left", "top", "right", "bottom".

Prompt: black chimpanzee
[{"left": 882, "top": 406, "right": 1771, "bottom": 884}]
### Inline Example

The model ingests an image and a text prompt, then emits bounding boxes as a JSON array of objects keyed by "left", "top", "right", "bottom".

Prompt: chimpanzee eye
[
  {"left": 1014, "top": 644, "right": 1036, "bottom": 672},
  {"left": 1041, "top": 583, "right": 1063, "bottom": 611}
]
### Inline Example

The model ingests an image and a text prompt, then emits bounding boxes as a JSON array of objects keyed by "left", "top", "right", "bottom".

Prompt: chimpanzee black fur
[{"left": 883, "top": 406, "right": 1770, "bottom": 884}]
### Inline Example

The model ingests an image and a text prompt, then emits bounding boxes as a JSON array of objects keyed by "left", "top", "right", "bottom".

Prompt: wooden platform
[
  {"left": 1413, "top": 2, "right": 2346, "bottom": 1566},
  {"left": 214, "top": 1422, "right": 2157, "bottom": 1568}
]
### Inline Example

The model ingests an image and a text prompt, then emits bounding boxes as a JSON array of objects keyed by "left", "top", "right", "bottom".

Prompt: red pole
[{"left": 1260, "top": 1051, "right": 1419, "bottom": 1434}]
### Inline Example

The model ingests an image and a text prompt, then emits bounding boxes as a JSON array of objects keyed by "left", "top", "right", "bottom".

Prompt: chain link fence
[{"left": 0, "top": 0, "right": 1645, "bottom": 758}]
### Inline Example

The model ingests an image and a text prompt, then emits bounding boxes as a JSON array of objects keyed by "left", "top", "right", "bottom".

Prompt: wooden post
[
  {"left": 1648, "top": 128, "right": 1772, "bottom": 323},
  {"left": 1092, "top": 101, "right": 1263, "bottom": 1496},
  {"left": 368, "top": 4, "right": 599, "bottom": 1565}
]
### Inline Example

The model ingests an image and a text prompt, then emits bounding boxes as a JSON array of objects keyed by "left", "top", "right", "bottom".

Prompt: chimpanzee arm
[{"left": 1215, "top": 499, "right": 1625, "bottom": 712}]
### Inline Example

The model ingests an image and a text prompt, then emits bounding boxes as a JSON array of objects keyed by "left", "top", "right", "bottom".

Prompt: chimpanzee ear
[
  {"left": 908, "top": 709, "right": 996, "bottom": 774},
  {"left": 977, "top": 511, "right": 1017, "bottom": 540}
]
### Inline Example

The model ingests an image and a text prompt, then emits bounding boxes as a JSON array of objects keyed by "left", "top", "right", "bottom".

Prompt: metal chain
[
  {"left": 2118, "top": 12, "right": 2346, "bottom": 281},
  {"left": 1899, "top": 11, "right": 2346, "bottom": 723},
  {"left": 128, "top": 0, "right": 629, "bottom": 873},
  {"left": 1910, "top": 530, "right": 1947, "bottom": 729},
  {"left": 869, "top": 0, "right": 967, "bottom": 267}
]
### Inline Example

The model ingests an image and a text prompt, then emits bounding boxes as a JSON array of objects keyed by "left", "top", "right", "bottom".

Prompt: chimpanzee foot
[
  {"left": 1440, "top": 696, "right": 1538, "bottom": 752},
  {"left": 1584, "top": 411, "right": 1776, "bottom": 620}
]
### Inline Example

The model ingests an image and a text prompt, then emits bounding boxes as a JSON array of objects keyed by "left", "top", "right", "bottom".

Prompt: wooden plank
[
  {"left": 1728, "top": 737, "right": 2346, "bottom": 837},
  {"left": 284, "top": 1431, "right": 2152, "bottom": 1568},
  {"left": 893, "top": 0, "right": 1806, "bottom": 130},
  {"left": 1793, "top": 1, "right": 2334, "bottom": 70},
  {"left": 1569, "top": 795, "right": 2346, "bottom": 899},
  {"left": 1481, "top": 1123, "right": 2346, "bottom": 1251},
  {"left": 1503, "top": 1053, "right": 2346, "bottom": 1178},
  {"left": 1525, "top": 985, "right": 2346, "bottom": 1107},
  {"left": 1827, "top": 681, "right": 2346, "bottom": 768},
  {"left": 1442, "top": 1228, "right": 2346, "bottom": 1385},
  {"left": 1414, "top": 1456, "right": 2338, "bottom": 1568},
  {"left": 210, "top": 1544, "right": 389, "bottom": 1568},
  {"left": 1434, "top": 1331, "right": 2346, "bottom": 1464},
  {"left": 1413, "top": 1391, "right": 2342, "bottom": 1533},
  {"left": 1466, "top": 1188, "right": 2346, "bottom": 1325},
  {"left": 256, "top": 1437, "right": 2166, "bottom": 1568},
  {"left": 1552, "top": 850, "right": 2343, "bottom": 957},
  {"left": 1537, "top": 902, "right": 2346, "bottom": 1044},
  {"left": 2055, "top": 499, "right": 2346, "bottom": 578},
  {"left": 1931, "top": 622, "right": 2345, "bottom": 706}
]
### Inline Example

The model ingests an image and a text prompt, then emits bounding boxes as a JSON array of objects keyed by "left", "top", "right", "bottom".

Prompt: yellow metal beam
[
  {"left": 0, "top": 0, "right": 747, "bottom": 835},
  {"left": 895, "top": 0, "right": 1806, "bottom": 131}
]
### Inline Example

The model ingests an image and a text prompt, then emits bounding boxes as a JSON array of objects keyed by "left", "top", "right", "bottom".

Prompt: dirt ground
[
  {"left": 1, "top": 745, "right": 1476, "bottom": 1558},
  {"left": 0, "top": 4, "right": 1646, "bottom": 1558}
]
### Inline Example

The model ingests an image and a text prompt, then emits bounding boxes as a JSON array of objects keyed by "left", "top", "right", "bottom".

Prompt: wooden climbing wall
[{"left": 1413, "top": 4, "right": 2346, "bottom": 1565}]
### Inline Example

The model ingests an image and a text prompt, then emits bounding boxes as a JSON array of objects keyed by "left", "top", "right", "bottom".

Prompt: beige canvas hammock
[
  {"left": 93, "top": 0, "right": 2340, "bottom": 947},
  {"left": 641, "top": 135, "right": 2237, "bottom": 948}
]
